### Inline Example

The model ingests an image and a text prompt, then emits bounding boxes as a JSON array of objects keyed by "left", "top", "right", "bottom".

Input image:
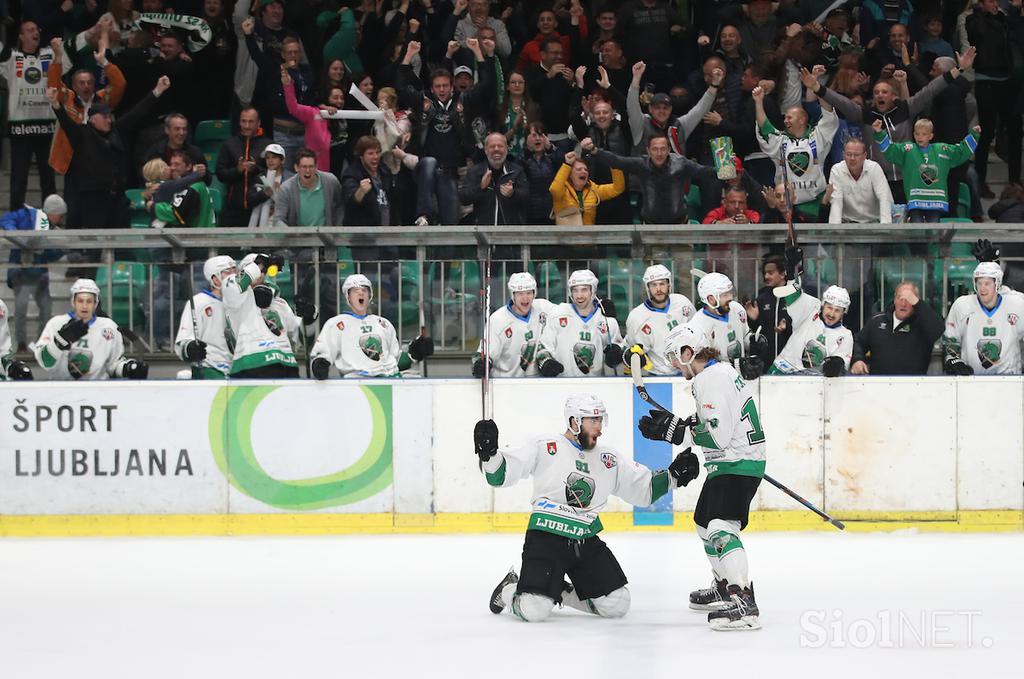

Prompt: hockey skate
[
  {"left": 708, "top": 583, "right": 760, "bottom": 631},
  {"left": 689, "top": 577, "right": 731, "bottom": 611},
  {"left": 489, "top": 568, "right": 519, "bottom": 614}
]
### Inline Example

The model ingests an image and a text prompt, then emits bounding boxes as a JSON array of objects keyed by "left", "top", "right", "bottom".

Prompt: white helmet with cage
[
  {"left": 642, "top": 264, "right": 672, "bottom": 298},
  {"left": 342, "top": 274, "right": 374, "bottom": 302},
  {"left": 564, "top": 393, "right": 609, "bottom": 435},
  {"left": 822, "top": 285, "right": 851, "bottom": 310}
]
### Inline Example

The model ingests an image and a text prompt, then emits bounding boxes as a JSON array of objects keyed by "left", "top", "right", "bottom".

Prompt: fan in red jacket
[{"left": 702, "top": 186, "right": 761, "bottom": 224}]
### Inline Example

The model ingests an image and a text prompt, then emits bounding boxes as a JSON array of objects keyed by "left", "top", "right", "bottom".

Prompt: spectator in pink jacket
[{"left": 282, "top": 68, "right": 349, "bottom": 173}]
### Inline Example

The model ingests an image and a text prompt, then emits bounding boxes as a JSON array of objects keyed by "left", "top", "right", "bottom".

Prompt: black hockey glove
[
  {"left": 785, "top": 245, "right": 804, "bottom": 280},
  {"left": 599, "top": 296, "right": 618, "bottom": 320},
  {"left": 943, "top": 358, "right": 974, "bottom": 376},
  {"left": 971, "top": 238, "right": 1000, "bottom": 263},
  {"left": 121, "top": 359, "right": 149, "bottom": 379},
  {"left": 821, "top": 356, "right": 845, "bottom": 378},
  {"left": 253, "top": 284, "right": 275, "bottom": 309},
  {"left": 748, "top": 332, "right": 770, "bottom": 363},
  {"left": 252, "top": 253, "right": 271, "bottom": 272},
  {"left": 295, "top": 298, "right": 318, "bottom": 325},
  {"left": 668, "top": 447, "right": 700, "bottom": 487},
  {"left": 474, "top": 419, "right": 499, "bottom": 462},
  {"left": 604, "top": 344, "right": 623, "bottom": 368},
  {"left": 638, "top": 409, "right": 691, "bottom": 446},
  {"left": 538, "top": 357, "right": 564, "bottom": 377},
  {"left": 738, "top": 356, "right": 764, "bottom": 380},
  {"left": 6, "top": 359, "right": 33, "bottom": 380},
  {"left": 184, "top": 340, "right": 207, "bottom": 361},
  {"left": 311, "top": 357, "right": 331, "bottom": 380},
  {"left": 55, "top": 318, "right": 89, "bottom": 350},
  {"left": 472, "top": 358, "right": 492, "bottom": 378},
  {"left": 408, "top": 335, "right": 434, "bottom": 361}
]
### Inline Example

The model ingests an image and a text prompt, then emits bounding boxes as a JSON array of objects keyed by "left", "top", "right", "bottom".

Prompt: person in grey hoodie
[{"left": 627, "top": 60, "right": 724, "bottom": 156}]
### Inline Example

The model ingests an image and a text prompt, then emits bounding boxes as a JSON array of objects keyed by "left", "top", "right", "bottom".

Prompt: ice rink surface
[{"left": 1, "top": 530, "right": 1020, "bottom": 678}]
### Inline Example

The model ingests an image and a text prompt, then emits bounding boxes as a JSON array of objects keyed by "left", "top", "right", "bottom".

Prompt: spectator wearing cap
[
  {"left": 851, "top": 281, "right": 944, "bottom": 376},
  {"left": 628, "top": 60, "right": 722, "bottom": 156},
  {"left": 247, "top": 144, "right": 289, "bottom": 227},
  {"left": 47, "top": 76, "right": 172, "bottom": 229},
  {"left": 1, "top": 194, "right": 66, "bottom": 352},
  {"left": 217, "top": 107, "right": 271, "bottom": 227},
  {"left": 827, "top": 138, "right": 894, "bottom": 224},
  {"left": 272, "top": 148, "right": 345, "bottom": 227}
]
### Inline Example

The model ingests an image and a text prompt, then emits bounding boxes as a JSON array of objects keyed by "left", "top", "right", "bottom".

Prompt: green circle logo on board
[{"left": 208, "top": 385, "right": 393, "bottom": 510}]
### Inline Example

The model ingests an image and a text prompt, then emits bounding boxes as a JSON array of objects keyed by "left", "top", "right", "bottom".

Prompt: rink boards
[{"left": 0, "top": 377, "right": 1021, "bottom": 536}]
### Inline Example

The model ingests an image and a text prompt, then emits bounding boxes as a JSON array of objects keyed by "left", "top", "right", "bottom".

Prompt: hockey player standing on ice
[
  {"left": 638, "top": 325, "right": 765, "bottom": 630},
  {"left": 942, "top": 262, "right": 1024, "bottom": 375},
  {"left": 754, "top": 70, "right": 838, "bottom": 221},
  {"left": 1, "top": 298, "right": 33, "bottom": 380},
  {"left": 474, "top": 394, "right": 699, "bottom": 622},
  {"left": 624, "top": 264, "right": 696, "bottom": 376},
  {"left": 33, "top": 279, "right": 148, "bottom": 380},
  {"left": 536, "top": 269, "right": 624, "bottom": 377},
  {"left": 685, "top": 271, "right": 764, "bottom": 380},
  {"left": 310, "top": 274, "right": 434, "bottom": 379},
  {"left": 221, "top": 254, "right": 299, "bottom": 378},
  {"left": 174, "top": 255, "right": 237, "bottom": 379},
  {"left": 472, "top": 272, "right": 555, "bottom": 378}
]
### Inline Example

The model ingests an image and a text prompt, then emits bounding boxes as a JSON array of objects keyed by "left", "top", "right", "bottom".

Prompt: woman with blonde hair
[{"left": 548, "top": 145, "right": 625, "bottom": 225}]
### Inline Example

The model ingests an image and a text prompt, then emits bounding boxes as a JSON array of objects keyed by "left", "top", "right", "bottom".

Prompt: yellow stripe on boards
[{"left": 0, "top": 511, "right": 1021, "bottom": 538}]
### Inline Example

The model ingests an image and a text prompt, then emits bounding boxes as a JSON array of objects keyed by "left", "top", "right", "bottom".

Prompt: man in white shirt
[{"left": 827, "top": 138, "right": 894, "bottom": 224}]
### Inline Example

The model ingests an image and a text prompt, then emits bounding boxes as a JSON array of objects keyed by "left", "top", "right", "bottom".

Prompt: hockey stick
[
  {"left": 480, "top": 247, "right": 493, "bottom": 420},
  {"left": 419, "top": 262, "right": 429, "bottom": 378},
  {"left": 184, "top": 262, "right": 202, "bottom": 378},
  {"left": 774, "top": 145, "right": 801, "bottom": 299},
  {"left": 629, "top": 353, "right": 845, "bottom": 530}
]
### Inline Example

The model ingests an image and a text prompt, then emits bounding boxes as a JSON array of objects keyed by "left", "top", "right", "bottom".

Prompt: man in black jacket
[
  {"left": 216, "top": 107, "right": 271, "bottom": 227},
  {"left": 850, "top": 282, "right": 945, "bottom": 375},
  {"left": 458, "top": 132, "right": 528, "bottom": 226},
  {"left": 744, "top": 253, "right": 792, "bottom": 363},
  {"left": 342, "top": 136, "right": 399, "bottom": 226},
  {"left": 47, "top": 76, "right": 171, "bottom": 229}
]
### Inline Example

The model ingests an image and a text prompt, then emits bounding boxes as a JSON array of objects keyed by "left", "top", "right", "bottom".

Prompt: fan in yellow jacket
[{"left": 548, "top": 148, "right": 625, "bottom": 225}]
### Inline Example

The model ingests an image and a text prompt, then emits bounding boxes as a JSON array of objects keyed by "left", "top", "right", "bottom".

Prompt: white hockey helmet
[
  {"left": 70, "top": 278, "right": 100, "bottom": 302},
  {"left": 342, "top": 273, "right": 374, "bottom": 302},
  {"left": 664, "top": 324, "right": 707, "bottom": 371},
  {"left": 203, "top": 255, "right": 237, "bottom": 284},
  {"left": 642, "top": 264, "right": 672, "bottom": 298},
  {"left": 822, "top": 285, "right": 851, "bottom": 310},
  {"left": 973, "top": 262, "right": 1003, "bottom": 292},
  {"left": 239, "top": 253, "right": 257, "bottom": 270},
  {"left": 507, "top": 272, "right": 537, "bottom": 295},
  {"left": 567, "top": 268, "right": 599, "bottom": 293},
  {"left": 697, "top": 272, "right": 733, "bottom": 309},
  {"left": 564, "top": 393, "right": 608, "bottom": 434}
]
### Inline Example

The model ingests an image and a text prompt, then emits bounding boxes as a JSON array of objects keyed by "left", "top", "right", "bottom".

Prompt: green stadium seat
[
  {"left": 957, "top": 184, "right": 971, "bottom": 219},
  {"left": 207, "top": 187, "right": 223, "bottom": 223},
  {"left": 195, "top": 119, "right": 231, "bottom": 145}
]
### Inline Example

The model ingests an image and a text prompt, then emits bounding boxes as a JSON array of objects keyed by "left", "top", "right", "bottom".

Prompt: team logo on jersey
[
  {"left": 504, "top": 326, "right": 513, "bottom": 338},
  {"left": 520, "top": 340, "right": 537, "bottom": 370},
  {"left": 336, "top": 320, "right": 345, "bottom": 330},
  {"left": 205, "top": 306, "right": 213, "bottom": 317},
  {"left": 559, "top": 317, "right": 568, "bottom": 327},
  {"left": 787, "top": 151, "right": 811, "bottom": 176},
  {"left": 101, "top": 328, "right": 114, "bottom": 341},
  {"left": 599, "top": 322, "right": 607, "bottom": 334},
  {"left": 572, "top": 343, "right": 596, "bottom": 372},
  {"left": 641, "top": 324, "right": 652, "bottom": 335},
  {"left": 978, "top": 339, "right": 1002, "bottom": 369},
  {"left": 601, "top": 453, "right": 617, "bottom": 469},
  {"left": 802, "top": 337, "right": 827, "bottom": 369},
  {"left": 564, "top": 473, "right": 595, "bottom": 508},
  {"left": 1009, "top": 314, "right": 1019, "bottom": 326},
  {"left": 359, "top": 334, "right": 383, "bottom": 361},
  {"left": 920, "top": 164, "right": 939, "bottom": 186},
  {"left": 546, "top": 441, "right": 558, "bottom": 455}
]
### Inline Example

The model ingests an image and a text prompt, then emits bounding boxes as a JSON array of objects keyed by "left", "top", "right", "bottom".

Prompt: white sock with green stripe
[
  {"left": 696, "top": 525, "right": 724, "bottom": 581},
  {"left": 705, "top": 519, "right": 749, "bottom": 589}
]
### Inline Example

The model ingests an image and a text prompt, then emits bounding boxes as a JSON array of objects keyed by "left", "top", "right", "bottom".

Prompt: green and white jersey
[
  {"left": 942, "top": 293, "right": 1024, "bottom": 374},
  {"left": 481, "top": 434, "right": 671, "bottom": 539},
  {"left": 476, "top": 298, "right": 555, "bottom": 377},
  {"left": 771, "top": 289, "right": 825, "bottom": 373},
  {"left": 690, "top": 361, "right": 767, "bottom": 480},
  {"left": 875, "top": 131, "right": 977, "bottom": 212},
  {"left": 310, "top": 311, "right": 403, "bottom": 377},
  {"left": 174, "top": 291, "right": 234, "bottom": 376},
  {"left": 33, "top": 313, "right": 129, "bottom": 380},
  {"left": 221, "top": 264, "right": 297, "bottom": 374},
  {"left": 537, "top": 302, "right": 623, "bottom": 377},
  {"left": 261, "top": 296, "right": 302, "bottom": 354},
  {"left": 625, "top": 294, "right": 697, "bottom": 375},
  {"left": 756, "top": 107, "right": 838, "bottom": 206},
  {"left": 824, "top": 323, "right": 854, "bottom": 370},
  {"left": 686, "top": 302, "right": 749, "bottom": 362}
]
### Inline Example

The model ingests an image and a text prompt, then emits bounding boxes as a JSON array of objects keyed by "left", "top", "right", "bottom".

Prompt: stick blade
[{"left": 630, "top": 352, "right": 644, "bottom": 388}]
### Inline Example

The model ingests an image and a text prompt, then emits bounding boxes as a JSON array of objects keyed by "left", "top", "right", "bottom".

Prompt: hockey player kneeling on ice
[
  {"left": 33, "top": 279, "right": 148, "bottom": 380},
  {"left": 942, "top": 262, "right": 1024, "bottom": 375},
  {"left": 686, "top": 272, "right": 763, "bottom": 380},
  {"left": 536, "top": 269, "right": 624, "bottom": 377},
  {"left": 475, "top": 394, "right": 697, "bottom": 622},
  {"left": 624, "top": 264, "right": 696, "bottom": 376},
  {"left": 309, "top": 274, "right": 433, "bottom": 379},
  {"left": 174, "top": 255, "right": 237, "bottom": 378},
  {"left": 222, "top": 253, "right": 299, "bottom": 378},
  {"left": 473, "top": 272, "right": 555, "bottom": 377},
  {"left": 639, "top": 325, "right": 765, "bottom": 630},
  {"left": 769, "top": 279, "right": 854, "bottom": 377},
  {"left": 1, "top": 298, "right": 33, "bottom": 380}
]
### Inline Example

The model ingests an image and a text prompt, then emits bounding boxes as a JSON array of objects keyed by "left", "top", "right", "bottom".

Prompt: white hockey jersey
[
  {"left": 824, "top": 323, "right": 854, "bottom": 370},
  {"left": 625, "top": 294, "right": 697, "bottom": 375},
  {"left": 481, "top": 434, "right": 671, "bottom": 539},
  {"left": 690, "top": 360, "right": 767, "bottom": 480},
  {"left": 221, "top": 264, "right": 297, "bottom": 374},
  {"left": 174, "top": 290, "right": 234, "bottom": 376},
  {"left": 476, "top": 298, "right": 555, "bottom": 377},
  {"left": 537, "top": 302, "right": 623, "bottom": 377},
  {"left": 771, "top": 289, "right": 825, "bottom": 373},
  {"left": 310, "top": 311, "right": 403, "bottom": 377},
  {"left": 686, "top": 303, "right": 749, "bottom": 361},
  {"left": 261, "top": 296, "right": 302, "bottom": 354},
  {"left": 757, "top": 107, "right": 839, "bottom": 205},
  {"left": 942, "top": 293, "right": 1024, "bottom": 374},
  {"left": 33, "top": 313, "right": 130, "bottom": 380}
]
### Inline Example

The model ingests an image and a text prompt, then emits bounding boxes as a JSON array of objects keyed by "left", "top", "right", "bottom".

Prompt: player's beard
[{"left": 577, "top": 430, "right": 598, "bottom": 450}]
